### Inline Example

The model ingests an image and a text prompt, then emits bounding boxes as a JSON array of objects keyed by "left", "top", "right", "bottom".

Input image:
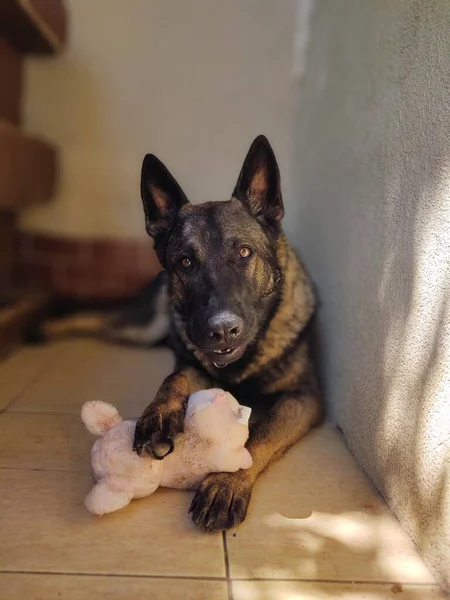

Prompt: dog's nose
[{"left": 207, "top": 312, "right": 243, "bottom": 345}]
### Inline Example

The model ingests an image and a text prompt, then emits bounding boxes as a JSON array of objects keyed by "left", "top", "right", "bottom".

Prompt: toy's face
[
  {"left": 222, "top": 391, "right": 240, "bottom": 414},
  {"left": 208, "top": 391, "right": 250, "bottom": 447},
  {"left": 187, "top": 389, "right": 251, "bottom": 448}
]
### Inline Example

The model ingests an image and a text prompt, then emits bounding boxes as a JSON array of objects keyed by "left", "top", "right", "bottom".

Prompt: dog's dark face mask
[{"left": 140, "top": 135, "right": 285, "bottom": 369}]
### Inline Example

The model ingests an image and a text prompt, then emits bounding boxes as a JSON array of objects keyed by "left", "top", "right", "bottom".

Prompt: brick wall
[{"left": 17, "top": 233, "right": 161, "bottom": 301}]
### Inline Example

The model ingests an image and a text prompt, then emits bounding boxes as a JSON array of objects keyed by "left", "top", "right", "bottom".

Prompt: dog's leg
[
  {"left": 28, "top": 271, "right": 169, "bottom": 346},
  {"left": 189, "top": 391, "right": 322, "bottom": 532},
  {"left": 34, "top": 312, "right": 109, "bottom": 341},
  {"left": 133, "top": 367, "right": 213, "bottom": 457}
]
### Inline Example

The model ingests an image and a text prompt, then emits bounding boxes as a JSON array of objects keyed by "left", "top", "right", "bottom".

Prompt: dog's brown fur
[
  {"left": 133, "top": 225, "right": 322, "bottom": 531},
  {"left": 31, "top": 136, "right": 322, "bottom": 532}
]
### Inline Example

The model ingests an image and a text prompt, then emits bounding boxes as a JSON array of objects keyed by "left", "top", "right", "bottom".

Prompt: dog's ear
[
  {"left": 233, "top": 135, "right": 284, "bottom": 224},
  {"left": 141, "top": 154, "right": 189, "bottom": 242}
]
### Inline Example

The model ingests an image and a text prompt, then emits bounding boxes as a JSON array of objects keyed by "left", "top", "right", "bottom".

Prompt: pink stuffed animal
[{"left": 81, "top": 389, "right": 252, "bottom": 516}]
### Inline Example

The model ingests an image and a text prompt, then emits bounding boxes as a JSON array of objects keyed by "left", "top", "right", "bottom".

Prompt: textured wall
[
  {"left": 294, "top": 0, "right": 450, "bottom": 590},
  {"left": 20, "top": 0, "right": 298, "bottom": 239}
]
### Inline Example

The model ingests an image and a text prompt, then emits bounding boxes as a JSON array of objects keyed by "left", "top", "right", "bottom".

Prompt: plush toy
[{"left": 81, "top": 389, "right": 252, "bottom": 516}]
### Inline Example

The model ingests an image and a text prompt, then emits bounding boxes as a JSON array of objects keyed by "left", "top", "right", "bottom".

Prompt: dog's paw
[
  {"left": 189, "top": 471, "right": 252, "bottom": 532},
  {"left": 133, "top": 403, "right": 185, "bottom": 458}
]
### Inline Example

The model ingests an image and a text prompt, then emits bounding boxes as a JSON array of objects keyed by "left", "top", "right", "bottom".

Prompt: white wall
[
  {"left": 20, "top": 0, "right": 298, "bottom": 239},
  {"left": 294, "top": 0, "right": 450, "bottom": 591}
]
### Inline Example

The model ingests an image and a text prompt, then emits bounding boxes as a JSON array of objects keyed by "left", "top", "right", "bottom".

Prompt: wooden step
[
  {"left": 0, "top": 212, "right": 16, "bottom": 291},
  {"left": 0, "top": 292, "right": 50, "bottom": 358},
  {"left": 0, "top": 0, "right": 67, "bottom": 55},
  {"left": 0, "top": 121, "right": 57, "bottom": 210},
  {"left": 0, "top": 38, "right": 22, "bottom": 125}
]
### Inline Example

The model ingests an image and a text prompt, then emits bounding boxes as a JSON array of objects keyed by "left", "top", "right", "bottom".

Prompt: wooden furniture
[{"left": 0, "top": 0, "right": 66, "bottom": 352}]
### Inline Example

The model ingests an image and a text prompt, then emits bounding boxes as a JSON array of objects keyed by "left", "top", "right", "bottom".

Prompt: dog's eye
[
  {"left": 238, "top": 246, "right": 253, "bottom": 259},
  {"left": 180, "top": 256, "right": 192, "bottom": 270}
]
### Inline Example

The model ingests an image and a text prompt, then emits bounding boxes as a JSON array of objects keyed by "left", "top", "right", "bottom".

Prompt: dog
[{"left": 32, "top": 135, "right": 322, "bottom": 531}]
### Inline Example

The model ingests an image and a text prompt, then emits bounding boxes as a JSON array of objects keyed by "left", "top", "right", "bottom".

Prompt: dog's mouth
[{"left": 205, "top": 344, "right": 247, "bottom": 368}]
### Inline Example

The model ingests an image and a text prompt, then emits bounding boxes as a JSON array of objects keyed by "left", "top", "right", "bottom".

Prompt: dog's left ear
[{"left": 233, "top": 135, "right": 284, "bottom": 224}]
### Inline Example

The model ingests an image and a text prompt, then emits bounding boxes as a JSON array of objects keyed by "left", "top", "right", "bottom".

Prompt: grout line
[
  {"left": 0, "top": 570, "right": 438, "bottom": 587},
  {"left": 222, "top": 532, "right": 233, "bottom": 600},
  {"left": 4, "top": 409, "right": 84, "bottom": 417},
  {"left": 0, "top": 466, "right": 89, "bottom": 474},
  {"left": 4, "top": 409, "right": 139, "bottom": 419},
  {"left": 0, "top": 570, "right": 226, "bottom": 582},
  {"left": 229, "top": 578, "right": 437, "bottom": 586}
]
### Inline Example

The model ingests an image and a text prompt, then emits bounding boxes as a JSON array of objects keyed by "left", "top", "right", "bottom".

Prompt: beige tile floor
[{"left": 0, "top": 340, "right": 445, "bottom": 599}]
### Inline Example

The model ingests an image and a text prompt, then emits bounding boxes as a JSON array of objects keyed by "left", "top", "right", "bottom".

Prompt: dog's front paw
[
  {"left": 189, "top": 471, "right": 252, "bottom": 532},
  {"left": 133, "top": 403, "right": 185, "bottom": 458}
]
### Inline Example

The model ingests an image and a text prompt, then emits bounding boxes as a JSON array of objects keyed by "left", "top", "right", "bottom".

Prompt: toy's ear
[
  {"left": 240, "top": 448, "right": 253, "bottom": 470},
  {"left": 81, "top": 401, "right": 122, "bottom": 436}
]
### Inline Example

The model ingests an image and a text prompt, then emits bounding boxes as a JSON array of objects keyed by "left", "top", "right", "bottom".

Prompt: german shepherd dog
[{"left": 34, "top": 135, "right": 322, "bottom": 531}]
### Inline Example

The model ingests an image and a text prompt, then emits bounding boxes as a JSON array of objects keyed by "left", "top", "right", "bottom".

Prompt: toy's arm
[
  {"left": 85, "top": 480, "right": 133, "bottom": 516},
  {"left": 133, "top": 367, "right": 213, "bottom": 458},
  {"left": 239, "top": 447, "right": 253, "bottom": 469},
  {"left": 210, "top": 446, "right": 253, "bottom": 473}
]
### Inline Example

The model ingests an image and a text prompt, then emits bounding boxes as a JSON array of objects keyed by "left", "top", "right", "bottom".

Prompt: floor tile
[
  {"left": 232, "top": 580, "right": 447, "bottom": 599},
  {"left": 226, "top": 427, "right": 436, "bottom": 584},
  {"left": 8, "top": 340, "right": 175, "bottom": 418},
  {"left": 0, "top": 344, "right": 57, "bottom": 411},
  {"left": 0, "top": 469, "right": 225, "bottom": 578},
  {"left": 0, "top": 342, "right": 441, "bottom": 594},
  {"left": 0, "top": 573, "right": 228, "bottom": 600},
  {"left": 0, "top": 412, "right": 91, "bottom": 472}
]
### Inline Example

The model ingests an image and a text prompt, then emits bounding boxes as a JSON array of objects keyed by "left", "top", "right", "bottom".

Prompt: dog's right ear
[
  {"left": 233, "top": 135, "right": 284, "bottom": 226},
  {"left": 140, "top": 154, "right": 189, "bottom": 244}
]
